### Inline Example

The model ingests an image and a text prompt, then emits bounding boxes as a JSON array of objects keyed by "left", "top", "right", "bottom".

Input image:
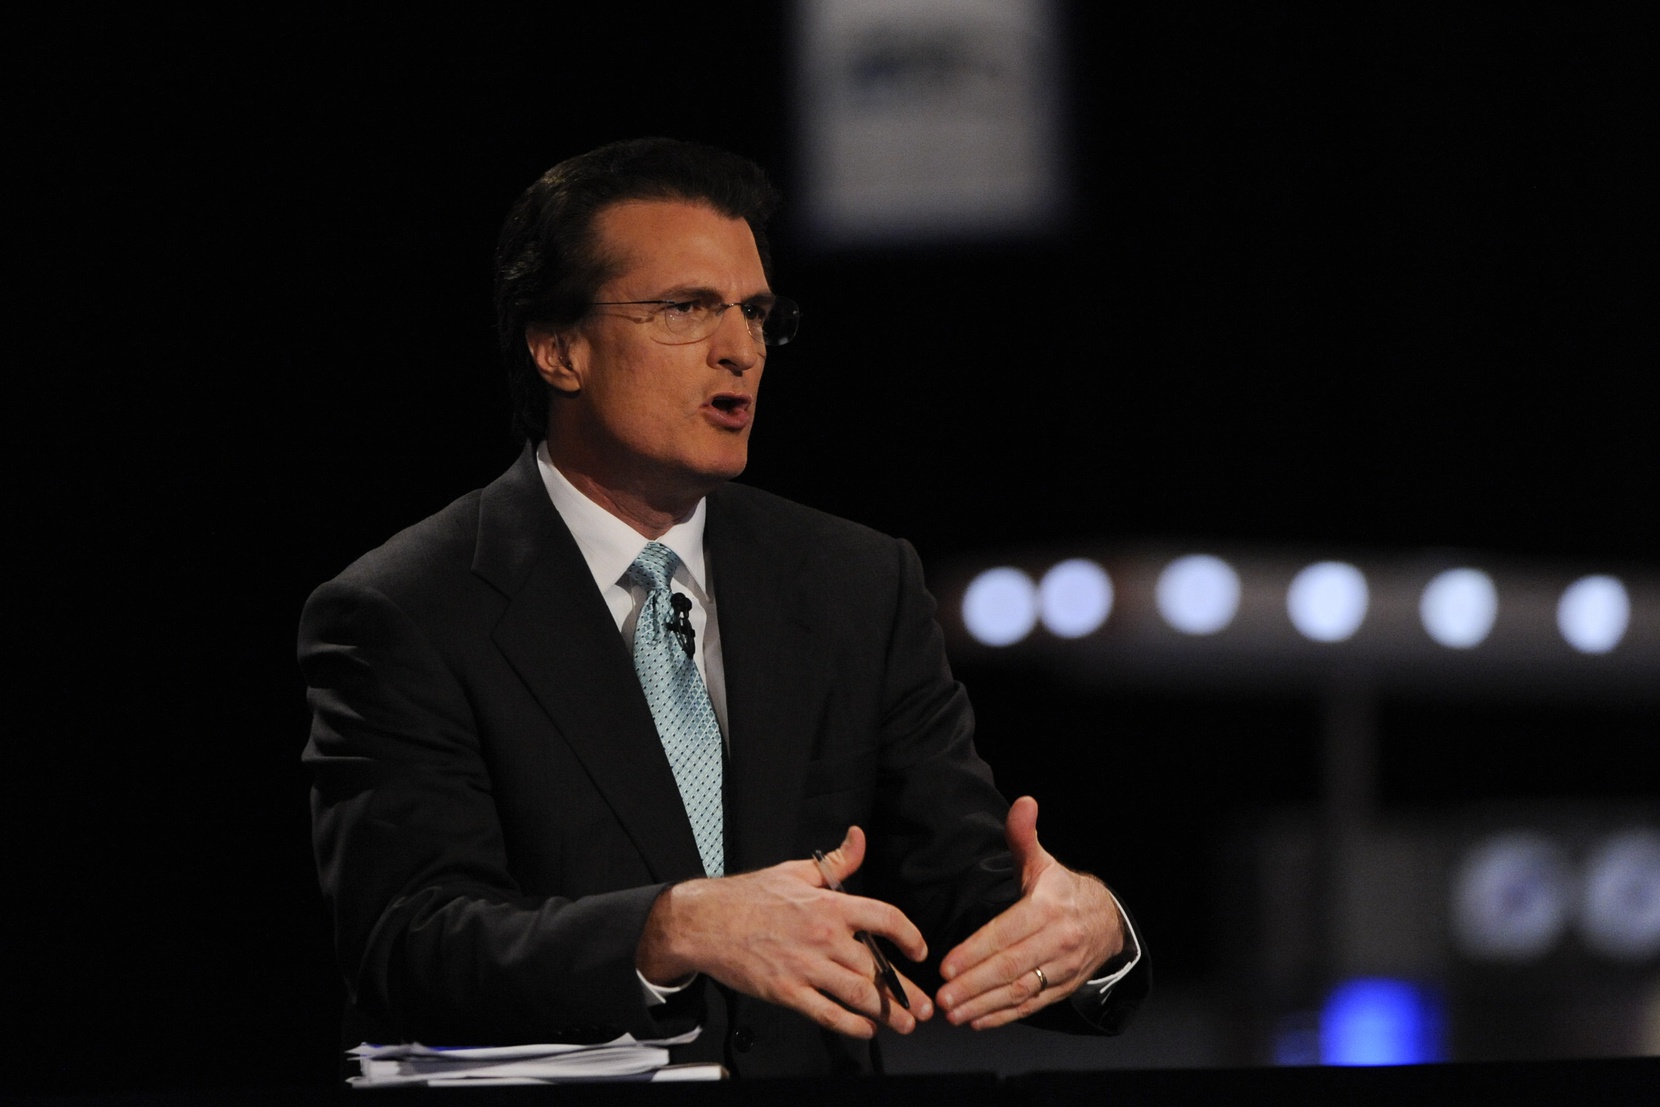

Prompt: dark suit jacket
[{"left": 300, "top": 447, "right": 1145, "bottom": 1077}]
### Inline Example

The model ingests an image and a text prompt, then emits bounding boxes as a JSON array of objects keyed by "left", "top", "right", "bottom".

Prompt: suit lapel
[
  {"left": 708, "top": 486, "right": 824, "bottom": 873},
  {"left": 473, "top": 448, "right": 706, "bottom": 884}
]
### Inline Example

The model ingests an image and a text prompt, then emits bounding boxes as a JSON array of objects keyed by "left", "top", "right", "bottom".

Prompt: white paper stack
[{"left": 348, "top": 1027, "right": 723, "bottom": 1087}]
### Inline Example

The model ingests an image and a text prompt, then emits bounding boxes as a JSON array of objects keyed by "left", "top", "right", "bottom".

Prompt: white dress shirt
[{"left": 536, "top": 444, "right": 730, "bottom": 736}]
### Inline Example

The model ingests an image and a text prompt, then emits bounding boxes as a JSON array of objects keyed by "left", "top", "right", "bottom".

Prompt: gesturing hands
[
  {"left": 636, "top": 826, "right": 934, "bottom": 1039},
  {"left": 637, "top": 798, "right": 1123, "bottom": 1039},
  {"left": 935, "top": 796, "right": 1125, "bottom": 1029}
]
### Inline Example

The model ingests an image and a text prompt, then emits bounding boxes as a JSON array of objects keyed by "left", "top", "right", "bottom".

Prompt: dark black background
[{"left": 13, "top": 4, "right": 1656, "bottom": 1092}]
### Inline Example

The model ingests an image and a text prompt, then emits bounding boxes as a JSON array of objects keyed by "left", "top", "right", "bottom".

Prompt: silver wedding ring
[{"left": 1032, "top": 966, "right": 1048, "bottom": 992}]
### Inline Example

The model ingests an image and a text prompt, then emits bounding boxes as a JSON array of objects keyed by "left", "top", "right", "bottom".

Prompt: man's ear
[{"left": 527, "top": 325, "right": 583, "bottom": 394}]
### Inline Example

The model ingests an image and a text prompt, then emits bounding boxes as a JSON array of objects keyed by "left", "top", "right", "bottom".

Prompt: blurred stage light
[
  {"left": 1038, "top": 559, "right": 1113, "bottom": 638},
  {"left": 1453, "top": 834, "right": 1572, "bottom": 960},
  {"left": 1287, "top": 561, "right": 1369, "bottom": 642},
  {"left": 1420, "top": 568, "right": 1498, "bottom": 649},
  {"left": 1320, "top": 978, "right": 1444, "bottom": 1066},
  {"left": 1156, "top": 554, "right": 1241, "bottom": 635},
  {"left": 1557, "top": 574, "right": 1631, "bottom": 654},
  {"left": 962, "top": 567, "right": 1038, "bottom": 646},
  {"left": 1581, "top": 830, "right": 1660, "bottom": 961},
  {"left": 940, "top": 544, "right": 1657, "bottom": 695}
]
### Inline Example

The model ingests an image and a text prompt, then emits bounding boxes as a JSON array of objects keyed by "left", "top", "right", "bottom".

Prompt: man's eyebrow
[
  {"left": 656, "top": 285, "right": 722, "bottom": 302},
  {"left": 656, "top": 285, "right": 775, "bottom": 304}
]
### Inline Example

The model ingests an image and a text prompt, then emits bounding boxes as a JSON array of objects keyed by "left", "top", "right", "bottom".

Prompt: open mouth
[{"left": 706, "top": 392, "right": 753, "bottom": 430}]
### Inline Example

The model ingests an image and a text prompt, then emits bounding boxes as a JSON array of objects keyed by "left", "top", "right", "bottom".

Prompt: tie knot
[{"left": 628, "top": 542, "right": 682, "bottom": 593}]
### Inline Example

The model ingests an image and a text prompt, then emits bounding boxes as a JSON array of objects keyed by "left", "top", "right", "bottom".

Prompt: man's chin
[
  {"left": 692, "top": 447, "right": 749, "bottom": 487},
  {"left": 658, "top": 452, "right": 747, "bottom": 506}
]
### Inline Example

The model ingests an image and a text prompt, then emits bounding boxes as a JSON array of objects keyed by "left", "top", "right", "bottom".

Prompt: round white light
[
  {"left": 1038, "top": 559, "right": 1113, "bottom": 638},
  {"left": 1452, "top": 833, "right": 1572, "bottom": 961},
  {"left": 1420, "top": 568, "right": 1499, "bottom": 649},
  {"left": 1580, "top": 830, "right": 1660, "bottom": 961},
  {"left": 1156, "top": 554, "right": 1241, "bottom": 635},
  {"left": 961, "top": 567, "right": 1039, "bottom": 647},
  {"left": 1557, "top": 575, "right": 1630, "bottom": 655},
  {"left": 1287, "top": 561, "right": 1369, "bottom": 642}
]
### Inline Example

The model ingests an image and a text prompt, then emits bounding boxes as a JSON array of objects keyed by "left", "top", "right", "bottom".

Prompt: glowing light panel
[
  {"left": 1320, "top": 978, "right": 1444, "bottom": 1066},
  {"left": 1581, "top": 830, "right": 1660, "bottom": 961},
  {"left": 1420, "top": 568, "right": 1498, "bottom": 649},
  {"left": 1038, "top": 559, "right": 1113, "bottom": 638},
  {"left": 1557, "top": 575, "right": 1630, "bottom": 654},
  {"left": 962, "top": 567, "right": 1038, "bottom": 646},
  {"left": 1287, "top": 561, "right": 1369, "bottom": 642},
  {"left": 1453, "top": 834, "right": 1571, "bottom": 960},
  {"left": 1156, "top": 554, "right": 1241, "bottom": 635}
]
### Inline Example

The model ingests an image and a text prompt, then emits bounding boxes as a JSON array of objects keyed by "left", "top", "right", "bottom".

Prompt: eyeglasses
[{"left": 589, "top": 294, "right": 800, "bottom": 348}]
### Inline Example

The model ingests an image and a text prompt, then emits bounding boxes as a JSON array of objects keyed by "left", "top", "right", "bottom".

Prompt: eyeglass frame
[{"left": 587, "top": 293, "right": 800, "bottom": 348}]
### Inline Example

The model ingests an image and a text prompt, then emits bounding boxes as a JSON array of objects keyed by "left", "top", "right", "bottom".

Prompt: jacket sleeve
[{"left": 300, "top": 577, "right": 693, "bottom": 1046}]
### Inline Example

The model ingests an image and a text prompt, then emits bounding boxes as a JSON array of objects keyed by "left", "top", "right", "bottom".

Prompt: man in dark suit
[{"left": 301, "top": 138, "right": 1145, "bottom": 1077}]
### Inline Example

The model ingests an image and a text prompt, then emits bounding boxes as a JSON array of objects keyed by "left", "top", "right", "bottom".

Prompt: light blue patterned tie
[{"left": 627, "top": 543, "right": 725, "bottom": 877}]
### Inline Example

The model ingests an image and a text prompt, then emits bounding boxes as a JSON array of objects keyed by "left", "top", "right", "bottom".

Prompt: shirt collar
[{"left": 536, "top": 441, "right": 709, "bottom": 597}]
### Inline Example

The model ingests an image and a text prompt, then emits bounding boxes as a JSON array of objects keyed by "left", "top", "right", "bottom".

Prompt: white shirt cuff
[
  {"left": 638, "top": 969, "right": 697, "bottom": 1006},
  {"left": 1083, "top": 890, "right": 1142, "bottom": 992}
]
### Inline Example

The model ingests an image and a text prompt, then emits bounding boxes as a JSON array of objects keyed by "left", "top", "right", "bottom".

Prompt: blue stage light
[
  {"left": 962, "top": 567, "right": 1038, "bottom": 646},
  {"left": 1288, "top": 561, "right": 1369, "bottom": 643},
  {"left": 1557, "top": 574, "right": 1630, "bottom": 654},
  {"left": 1420, "top": 568, "right": 1498, "bottom": 649},
  {"left": 1320, "top": 978, "right": 1444, "bottom": 1065},
  {"left": 1039, "top": 558, "right": 1113, "bottom": 638},
  {"left": 1157, "top": 554, "right": 1241, "bottom": 635}
]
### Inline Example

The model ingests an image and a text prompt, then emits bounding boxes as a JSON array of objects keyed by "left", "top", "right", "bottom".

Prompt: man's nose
[{"left": 708, "top": 306, "right": 762, "bottom": 372}]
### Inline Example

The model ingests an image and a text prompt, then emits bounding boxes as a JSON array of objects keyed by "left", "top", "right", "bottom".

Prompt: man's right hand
[{"left": 635, "top": 826, "right": 933, "bottom": 1038}]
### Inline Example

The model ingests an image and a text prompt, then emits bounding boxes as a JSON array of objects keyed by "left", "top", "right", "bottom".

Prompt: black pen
[{"left": 812, "top": 849, "right": 910, "bottom": 1010}]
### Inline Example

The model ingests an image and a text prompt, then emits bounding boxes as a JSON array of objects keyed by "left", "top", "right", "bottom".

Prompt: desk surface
[{"left": 7, "top": 1057, "right": 1657, "bottom": 1107}]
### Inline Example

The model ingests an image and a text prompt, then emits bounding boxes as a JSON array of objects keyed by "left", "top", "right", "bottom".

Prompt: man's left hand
[{"left": 934, "top": 796, "right": 1124, "bottom": 1029}]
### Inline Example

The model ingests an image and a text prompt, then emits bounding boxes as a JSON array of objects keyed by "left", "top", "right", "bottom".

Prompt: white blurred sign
[{"left": 795, "top": 0, "right": 1067, "bottom": 244}]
